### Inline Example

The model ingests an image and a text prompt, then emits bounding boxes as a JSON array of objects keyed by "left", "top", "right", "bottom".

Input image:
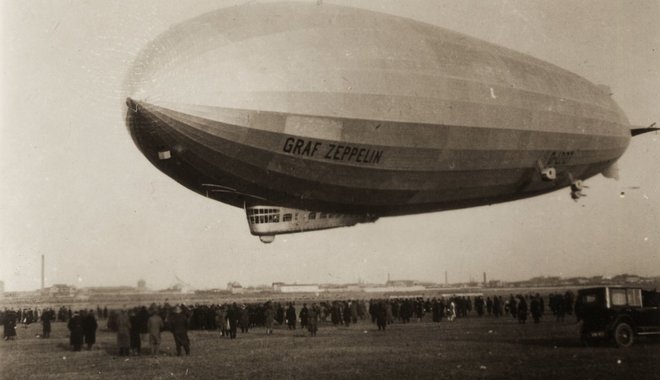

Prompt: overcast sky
[{"left": 1, "top": 0, "right": 658, "bottom": 292}]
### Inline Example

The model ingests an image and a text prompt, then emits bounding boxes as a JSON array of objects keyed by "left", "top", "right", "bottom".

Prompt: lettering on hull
[
  {"left": 283, "top": 137, "right": 384, "bottom": 165},
  {"left": 546, "top": 151, "right": 576, "bottom": 166}
]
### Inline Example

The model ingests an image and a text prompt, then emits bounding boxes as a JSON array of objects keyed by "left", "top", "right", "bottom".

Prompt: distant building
[
  {"left": 385, "top": 280, "right": 415, "bottom": 287},
  {"left": 274, "top": 284, "right": 320, "bottom": 293},
  {"left": 194, "top": 288, "right": 231, "bottom": 296},
  {"left": 227, "top": 281, "right": 244, "bottom": 294},
  {"left": 0, "top": 280, "right": 4, "bottom": 297},
  {"left": 137, "top": 279, "right": 147, "bottom": 292},
  {"left": 364, "top": 285, "right": 426, "bottom": 293},
  {"left": 81, "top": 286, "right": 136, "bottom": 295},
  {"left": 624, "top": 275, "right": 641, "bottom": 283},
  {"left": 271, "top": 282, "right": 285, "bottom": 292},
  {"left": 49, "top": 284, "right": 75, "bottom": 297}
]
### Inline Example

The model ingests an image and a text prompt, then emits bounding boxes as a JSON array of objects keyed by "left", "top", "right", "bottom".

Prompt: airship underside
[{"left": 124, "top": 3, "right": 636, "bottom": 242}]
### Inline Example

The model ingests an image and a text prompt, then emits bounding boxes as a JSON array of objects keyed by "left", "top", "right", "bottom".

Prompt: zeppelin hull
[{"left": 125, "top": 2, "right": 632, "bottom": 221}]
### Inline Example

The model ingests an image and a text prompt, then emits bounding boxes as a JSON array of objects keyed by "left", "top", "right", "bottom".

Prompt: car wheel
[{"left": 613, "top": 322, "right": 634, "bottom": 348}]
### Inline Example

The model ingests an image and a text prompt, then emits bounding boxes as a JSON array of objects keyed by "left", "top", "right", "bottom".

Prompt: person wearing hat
[
  {"left": 264, "top": 302, "right": 275, "bottom": 335},
  {"left": 239, "top": 304, "right": 250, "bottom": 333},
  {"left": 41, "top": 308, "right": 52, "bottom": 338},
  {"left": 129, "top": 310, "right": 142, "bottom": 355},
  {"left": 168, "top": 306, "right": 190, "bottom": 355},
  {"left": 116, "top": 309, "right": 131, "bottom": 356},
  {"left": 215, "top": 306, "right": 228, "bottom": 337},
  {"left": 82, "top": 309, "right": 98, "bottom": 350},
  {"left": 67, "top": 311, "right": 84, "bottom": 351},
  {"left": 307, "top": 304, "right": 319, "bottom": 337},
  {"left": 147, "top": 308, "right": 164, "bottom": 355},
  {"left": 226, "top": 303, "right": 239, "bottom": 339}
]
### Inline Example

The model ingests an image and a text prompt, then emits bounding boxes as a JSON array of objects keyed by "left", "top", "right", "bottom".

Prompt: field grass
[{"left": 1, "top": 316, "right": 659, "bottom": 379}]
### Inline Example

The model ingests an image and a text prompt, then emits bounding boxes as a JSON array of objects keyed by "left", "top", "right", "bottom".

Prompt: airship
[{"left": 125, "top": 2, "right": 656, "bottom": 243}]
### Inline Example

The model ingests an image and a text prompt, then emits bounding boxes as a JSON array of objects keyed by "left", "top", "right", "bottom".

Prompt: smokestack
[
  {"left": 445, "top": 271, "right": 448, "bottom": 286},
  {"left": 483, "top": 272, "right": 487, "bottom": 286},
  {"left": 41, "top": 255, "right": 45, "bottom": 292}
]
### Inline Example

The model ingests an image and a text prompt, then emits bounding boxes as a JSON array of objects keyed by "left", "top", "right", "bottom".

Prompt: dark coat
[
  {"left": 239, "top": 308, "right": 250, "bottom": 329},
  {"left": 129, "top": 315, "right": 141, "bottom": 349},
  {"left": 264, "top": 306, "right": 275, "bottom": 328},
  {"left": 82, "top": 314, "right": 98, "bottom": 344},
  {"left": 68, "top": 315, "right": 84, "bottom": 348},
  {"left": 517, "top": 298, "right": 528, "bottom": 322},
  {"left": 286, "top": 305, "right": 297, "bottom": 327},
  {"left": 3, "top": 311, "right": 17, "bottom": 338},
  {"left": 299, "top": 307, "right": 309, "bottom": 327},
  {"left": 116, "top": 312, "right": 131, "bottom": 348},
  {"left": 307, "top": 307, "right": 318, "bottom": 333},
  {"left": 41, "top": 312, "right": 52, "bottom": 334},
  {"left": 226, "top": 307, "right": 239, "bottom": 328},
  {"left": 168, "top": 312, "right": 190, "bottom": 347}
]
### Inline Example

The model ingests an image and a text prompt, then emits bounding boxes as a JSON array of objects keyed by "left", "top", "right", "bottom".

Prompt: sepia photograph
[{"left": 1, "top": 0, "right": 659, "bottom": 378}]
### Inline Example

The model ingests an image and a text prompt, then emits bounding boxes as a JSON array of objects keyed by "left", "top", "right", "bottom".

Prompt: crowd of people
[{"left": 1, "top": 291, "right": 578, "bottom": 355}]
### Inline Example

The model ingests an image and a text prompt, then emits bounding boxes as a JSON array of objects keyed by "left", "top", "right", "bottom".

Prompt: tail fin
[{"left": 631, "top": 122, "right": 659, "bottom": 136}]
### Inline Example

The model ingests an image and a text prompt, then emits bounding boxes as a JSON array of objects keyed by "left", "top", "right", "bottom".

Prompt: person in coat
[
  {"left": 82, "top": 310, "right": 98, "bottom": 350},
  {"left": 215, "top": 307, "right": 228, "bottom": 337},
  {"left": 530, "top": 295, "right": 542, "bottom": 324},
  {"left": 67, "top": 311, "right": 84, "bottom": 351},
  {"left": 169, "top": 306, "right": 190, "bottom": 356},
  {"left": 226, "top": 303, "right": 238, "bottom": 339},
  {"left": 129, "top": 310, "right": 142, "bottom": 355},
  {"left": 299, "top": 304, "right": 309, "bottom": 330},
  {"left": 239, "top": 305, "right": 250, "bottom": 333},
  {"left": 3, "top": 309, "right": 17, "bottom": 340},
  {"left": 376, "top": 301, "right": 388, "bottom": 331},
  {"left": 147, "top": 309, "right": 164, "bottom": 355},
  {"left": 264, "top": 303, "right": 275, "bottom": 335},
  {"left": 307, "top": 304, "right": 319, "bottom": 337},
  {"left": 41, "top": 309, "right": 52, "bottom": 338},
  {"left": 116, "top": 309, "right": 131, "bottom": 356},
  {"left": 286, "top": 303, "right": 297, "bottom": 330},
  {"left": 517, "top": 296, "right": 528, "bottom": 324}
]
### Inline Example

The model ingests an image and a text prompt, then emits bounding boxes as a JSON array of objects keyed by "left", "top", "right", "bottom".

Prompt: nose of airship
[
  {"left": 125, "top": 97, "right": 163, "bottom": 162},
  {"left": 125, "top": 97, "right": 137, "bottom": 111},
  {"left": 124, "top": 97, "right": 142, "bottom": 148},
  {"left": 125, "top": 96, "right": 181, "bottom": 166}
]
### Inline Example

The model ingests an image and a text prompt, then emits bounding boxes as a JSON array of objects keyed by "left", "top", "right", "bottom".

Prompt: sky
[{"left": 1, "top": 0, "right": 658, "bottom": 292}]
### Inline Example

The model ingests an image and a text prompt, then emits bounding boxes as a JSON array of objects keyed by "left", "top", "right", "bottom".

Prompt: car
[{"left": 576, "top": 286, "right": 660, "bottom": 347}]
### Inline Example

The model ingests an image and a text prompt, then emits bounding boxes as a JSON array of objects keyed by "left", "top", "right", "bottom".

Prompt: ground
[{"left": 1, "top": 316, "right": 659, "bottom": 379}]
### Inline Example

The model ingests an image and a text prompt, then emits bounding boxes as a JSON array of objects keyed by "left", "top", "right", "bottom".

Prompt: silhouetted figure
[
  {"left": 41, "top": 309, "right": 52, "bottom": 338},
  {"left": 82, "top": 310, "right": 98, "bottom": 350},
  {"left": 116, "top": 310, "right": 131, "bottom": 356},
  {"left": 147, "top": 309, "right": 164, "bottom": 355},
  {"left": 68, "top": 311, "right": 84, "bottom": 351},
  {"left": 169, "top": 306, "right": 190, "bottom": 356}
]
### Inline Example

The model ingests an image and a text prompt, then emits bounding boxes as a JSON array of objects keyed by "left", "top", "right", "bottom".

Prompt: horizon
[{"left": 3, "top": 269, "right": 658, "bottom": 294}]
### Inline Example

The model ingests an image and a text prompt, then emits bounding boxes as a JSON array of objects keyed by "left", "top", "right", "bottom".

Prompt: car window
[
  {"left": 627, "top": 289, "right": 642, "bottom": 307},
  {"left": 583, "top": 295, "right": 598, "bottom": 303},
  {"left": 579, "top": 290, "right": 604, "bottom": 305},
  {"left": 610, "top": 289, "right": 627, "bottom": 306}
]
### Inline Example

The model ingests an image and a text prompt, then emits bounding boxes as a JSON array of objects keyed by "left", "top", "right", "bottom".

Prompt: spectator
[{"left": 147, "top": 309, "right": 164, "bottom": 356}]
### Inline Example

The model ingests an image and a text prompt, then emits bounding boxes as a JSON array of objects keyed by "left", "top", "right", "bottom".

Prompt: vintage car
[{"left": 576, "top": 286, "right": 660, "bottom": 347}]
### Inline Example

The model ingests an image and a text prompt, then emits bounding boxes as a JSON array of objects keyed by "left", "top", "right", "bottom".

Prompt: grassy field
[{"left": 1, "top": 316, "right": 659, "bottom": 379}]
